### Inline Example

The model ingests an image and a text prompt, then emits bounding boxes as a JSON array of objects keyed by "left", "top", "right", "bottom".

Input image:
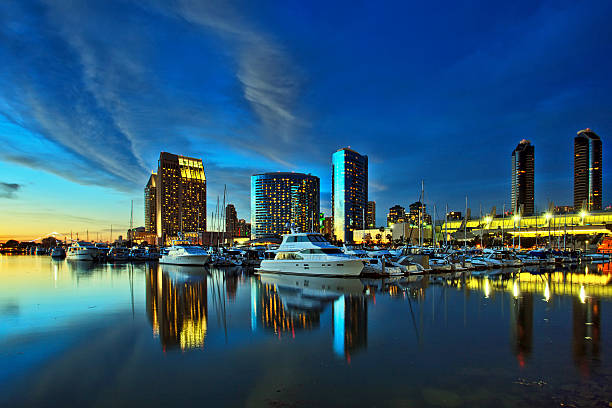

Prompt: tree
[
  {"left": 3, "top": 240, "right": 19, "bottom": 248},
  {"left": 41, "top": 237, "right": 58, "bottom": 248}
]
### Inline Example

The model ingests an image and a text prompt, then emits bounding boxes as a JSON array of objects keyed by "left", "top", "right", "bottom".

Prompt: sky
[{"left": 1, "top": 0, "right": 612, "bottom": 241}]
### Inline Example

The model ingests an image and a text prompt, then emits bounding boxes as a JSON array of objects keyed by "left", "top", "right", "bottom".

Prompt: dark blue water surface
[{"left": 1, "top": 256, "right": 611, "bottom": 407}]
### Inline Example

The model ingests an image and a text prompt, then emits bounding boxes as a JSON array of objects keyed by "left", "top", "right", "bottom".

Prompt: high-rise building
[
  {"left": 155, "top": 152, "right": 206, "bottom": 243},
  {"left": 574, "top": 129, "right": 602, "bottom": 211},
  {"left": 144, "top": 173, "right": 157, "bottom": 234},
  {"left": 226, "top": 204, "right": 239, "bottom": 237},
  {"left": 387, "top": 205, "right": 406, "bottom": 226},
  {"left": 511, "top": 139, "right": 535, "bottom": 216},
  {"left": 332, "top": 148, "right": 368, "bottom": 243},
  {"left": 251, "top": 172, "right": 320, "bottom": 239},
  {"left": 366, "top": 201, "right": 376, "bottom": 228}
]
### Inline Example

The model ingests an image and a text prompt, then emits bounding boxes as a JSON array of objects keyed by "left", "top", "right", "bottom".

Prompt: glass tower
[
  {"left": 251, "top": 172, "right": 320, "bottom": 239},
  {"left": 574, "top": 129, "right": 602, "bottom": 211},
  {"left": 332, "top": 148, "right": 368, "bottom": 243},
  {"left": 511, "top": 140, "right": 535, "bottom": 216}
]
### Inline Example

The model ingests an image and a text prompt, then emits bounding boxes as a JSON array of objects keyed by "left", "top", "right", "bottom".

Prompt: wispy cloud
[{"left": 0, "top": 182, "right": 21, "bottom": 199}]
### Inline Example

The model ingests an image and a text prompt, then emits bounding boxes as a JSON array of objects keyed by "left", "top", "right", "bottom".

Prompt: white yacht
[
  {"left": 66, "top": 241, "right": 97, "bottom": 261},
  {"left": 159, "top": 245, "right": 210, "bottom": 266},
  {"left": 257, "top": 232, "right": 365, "bottom": 277}
]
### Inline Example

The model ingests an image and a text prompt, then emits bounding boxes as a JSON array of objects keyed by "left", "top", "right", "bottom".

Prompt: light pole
[
  {"left": 545, "top": 212, "right": 552, "bottom": 249},
  {"left": 513, "top": 214, "right": 521, "bottom": 250}
]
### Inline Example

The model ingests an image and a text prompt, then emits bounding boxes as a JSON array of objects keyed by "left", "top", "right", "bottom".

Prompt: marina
[{"left": 0, "top": 255, "right": 610, "bottom": 407}]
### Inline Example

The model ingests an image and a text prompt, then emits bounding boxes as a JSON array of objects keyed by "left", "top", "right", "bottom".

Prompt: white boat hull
[
  {"left": 159, "top": 254, "right": 210, "bottom": 266},
  {"left": 257, "top": 259, "right": 364, "bottom": 277},
  {"left": 67, "top": 253, "right": 94, "bottom": 261}
]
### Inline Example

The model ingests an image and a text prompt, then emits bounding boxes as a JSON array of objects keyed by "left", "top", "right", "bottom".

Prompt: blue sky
[{"left": 1, "top": 0, "right": 611, "bottom": 240}]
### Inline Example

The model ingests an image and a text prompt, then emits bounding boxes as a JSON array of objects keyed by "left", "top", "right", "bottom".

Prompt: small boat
[
  {"left": 159, "top": 245, "right": 210, "bottom": 266},
  {"left": 129, "top": 247, "right": 148, "bottom": 262},
  {"left": 51, "top": 247, "right": 66, "bottom": 259},
  {"left": 107, "top": 247, "right": 130, "bottom": 262}
]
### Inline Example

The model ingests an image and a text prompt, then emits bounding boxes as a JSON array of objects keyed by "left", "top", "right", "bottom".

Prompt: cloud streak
[{"left": 0, "top": 182, "right": 21, "bottom": 199}]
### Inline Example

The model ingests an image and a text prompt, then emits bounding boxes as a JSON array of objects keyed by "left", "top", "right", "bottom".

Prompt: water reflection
[
  {"left": 146, "top": 264, "right": 208, "bottom": 351},
  {"left": 573, "top": 296, "right": 601, "bottom": 375}
]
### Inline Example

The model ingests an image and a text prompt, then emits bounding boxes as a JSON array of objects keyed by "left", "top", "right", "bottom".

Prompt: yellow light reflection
[
  {"left": 544, "top": 281, "right": 550, "bottom": 302},
  {"left": 513, "top": 280, "right": 520, "bottom": 299},
  {"left": 579, "top": 285, "right": 586, "bottom": 304},
  {"left": 484, "top": 277, "right": 490, "bottom": 298}
]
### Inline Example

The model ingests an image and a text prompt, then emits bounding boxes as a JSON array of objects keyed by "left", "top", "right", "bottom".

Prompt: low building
[{"left": 352, "top": 228, "right": 393, "bottom": 244}]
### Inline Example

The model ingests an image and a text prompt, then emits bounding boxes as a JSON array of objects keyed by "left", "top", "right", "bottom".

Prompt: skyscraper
[
  {"left": 251, "top": 172, "right": 320, "bottom": 239},
  {"left": 574, "top": 129, "right": 602, "bottom": 211},
  {"left": 511, "top": 140, "right": 535, "bottom": 216},
  {"left": 156, "top": 152, "right": 206, "bottom": 243},
  {"left": 366, "top": 201, "right": 376, "bottom": 228},
  {"left": 144, "top": 173, "right": 157, "bottom": 234},
  {"left": 332, "top": 148, "right": 368, "bottom": 243},
  {"left": 226, "top": 204, "right": 239, "bottom": 237}
]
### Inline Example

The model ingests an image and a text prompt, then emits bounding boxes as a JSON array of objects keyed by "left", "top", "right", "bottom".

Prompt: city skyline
[{"left": 1, "top": 1, "right": 612, "bottom": 241}]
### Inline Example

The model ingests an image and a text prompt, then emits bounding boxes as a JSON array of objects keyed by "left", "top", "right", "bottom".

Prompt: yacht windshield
[{"left": 307, "top": 235, "right": 328, "bottom": 243}]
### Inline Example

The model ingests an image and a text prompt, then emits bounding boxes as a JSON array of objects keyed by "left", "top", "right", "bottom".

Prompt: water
[{"left": 1, "top": 256, "right": 611, "bottom": 407}]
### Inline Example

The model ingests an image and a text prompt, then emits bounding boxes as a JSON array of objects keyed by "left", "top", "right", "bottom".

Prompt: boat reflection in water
[
  {"left": 146, "top": 264, "right": 208, "bottom": 351},
  {"left": 253, "top": 273, "right": 369, "bottom": 360}
]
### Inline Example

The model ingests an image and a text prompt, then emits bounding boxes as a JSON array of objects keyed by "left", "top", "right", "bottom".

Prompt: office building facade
[
  {"left": 332, "top": 148, "right": 368, "bottom": 243},
  {"left": 511, "top": 139, "right": 535, "bottom": 216},
  {"left": 251, "top": 172, "right": 320, "bottom": 239},
  {"left": 574, "top": 129, "right": 602, "bottom": 211},
  {"left": 155, "top": 152, "right": 206, "bottom": 243}
]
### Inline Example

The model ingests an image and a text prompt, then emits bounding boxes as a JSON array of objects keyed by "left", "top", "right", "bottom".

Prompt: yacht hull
[
  {"left": 66, "top": 253, "right": 94, "bottom": 261},
  {"left": 257, "top": 259, "right": 364, "bottom": 277},
  {"left": 159, "top": 254, "right": 210, "bottom": 266}
]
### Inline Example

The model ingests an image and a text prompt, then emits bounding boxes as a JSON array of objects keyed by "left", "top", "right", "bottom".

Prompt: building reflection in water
[
  {"left": 333, "top": 295, "right": 367, "bottom": 361},
  {"left": 252, "top": 274, "right": 368, "bottom": 360},
  {"left": 146, "top": 264, "right": 208, "bottom": 351},
  {"left": 510, "top": 291, "right": 533, "bottom": 367},
  {"left": 572, "top": 293, "right": 601, "bottom": 376}
]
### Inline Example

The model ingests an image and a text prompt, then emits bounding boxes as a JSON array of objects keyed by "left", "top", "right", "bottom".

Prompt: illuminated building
[
  {"left": 155, "top": 152, "right": 206, "bottom": 244},
  {"left": 144, "top": 173, "right": 157, "bottom": 234},
  {"left": 226, "top": 204, "right": 239, "bottom": 237},
  {"left": 366, "top": 201, "right": 376, "bottom": 228},
  {"left": 251, "top": 172, "right": 320, "bottom": 239},
  {"left": 387, "top": 205, "right": 406, "bottom": 226},
  {"left": 574, "top": 128, "right": 602, "bottom": 211},
  {"left": 511, "top": 139, "right": 535, "bottom": 216},
  {"left": 146, "top": 267, "right": 208, "bottom": 351},
  {"left": 332, "top": 148, "right": 368, "bottom": 243},
  {"left": 408, "top": 201, "right": 431, "bottom": 225}
]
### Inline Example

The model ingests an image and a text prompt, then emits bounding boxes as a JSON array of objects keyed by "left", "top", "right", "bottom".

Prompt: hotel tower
[
  {"left": 332, "top": 148, "right": 368, "bottom": 243},
  {"left": 574, "top": 129, "right": 602, "bottom": 211},
  {"left": 251, "top": 172, "right": 320, "bottom": 239},
  {"left": 154, "top": 152, "right": 206, "bottom": 244}
]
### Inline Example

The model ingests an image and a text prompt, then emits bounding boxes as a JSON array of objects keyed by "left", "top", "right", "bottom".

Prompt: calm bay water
[{"left": 1, "top": 255, "right": 611, "bottom": 407}]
